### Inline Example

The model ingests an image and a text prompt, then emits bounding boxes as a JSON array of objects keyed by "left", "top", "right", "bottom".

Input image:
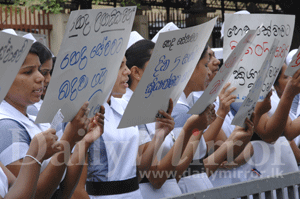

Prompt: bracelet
[
  {"left": 24, "top": 155, "right": 42, "bottom": 166},
  {"left": 216, "top": 114, "right": 225, "bottom": 120}
]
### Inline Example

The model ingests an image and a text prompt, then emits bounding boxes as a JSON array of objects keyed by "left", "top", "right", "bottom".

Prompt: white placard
[
  {"left": 232, "top": 39, "right": 279, "bottom": 127},
  {"left": 0, "top": 32, "right": 33, "bottom": 103},
  {"left": 118, "top": 18, "right": 217, "bottom": 129},
  {"left": 188, "top": 29, "right": 258, "bottom": 115},
  {"left": 285, "top": 46, "right": 300, "bottom": 76},
  {"left": 36, "top": 7, "right": 136, "bottom": 123},
  {"left": 224, "top": 14, "right": 295, "bottom": 102}
]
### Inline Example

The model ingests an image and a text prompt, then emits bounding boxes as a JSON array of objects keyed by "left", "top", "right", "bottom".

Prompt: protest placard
[
  {"left": 223, "top": 14, "right": 295, "bottom": 102},
  {"left": 36, "top": 7, "right": 136, "bottom": 123},
  {"left": 232, "top": 39, "right": 279, "bottom": 127},
  {"left": 285, "top": 46, "right": 300, "bottom": 76},
  {"left": 117, "top": 18, "right": 217, "bottom": 129},
  {"left": 188, "top": 29, "right": 258, "bottom": 115},
  {"left": 0, "top": 32, "right": 33, "bottom": 103}
]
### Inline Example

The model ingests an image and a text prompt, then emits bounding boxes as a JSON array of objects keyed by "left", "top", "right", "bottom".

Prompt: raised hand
[
  {"left": 64, "top": 101, "right": 91, "bottom": 143},
  {"left": 184, "top": 104, "right": 216, "bottom": 133},
  {"left": 155, "top": 98, "right": 175, "bottom": 137},
  {"left": 284, "top": 68, "right": 300, "bottom": 98},
  {"left": 217, "top": 82, "right": 237, "bottom": 118},
  {"left": 228, "top": 117, "right": 254, "bottom": 145},
  {"left": 28, "top": 128, "right": 63, "bottom": 162},
  {"left": 254, "top": 90, "right": 272, "bottom": 116},
  {"left": 83, "top": 105, "right": 105, "bottom": 144}
]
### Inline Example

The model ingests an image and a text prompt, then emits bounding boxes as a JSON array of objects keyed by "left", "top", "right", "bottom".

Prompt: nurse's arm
[
  {"left": 4, "top": 129, "right": 62, "bottom": 199},
  {"left": 255, "top": 70, "right": 300, "bottom": 143},
  {"left": 204, "top": 118, "right": 253, "bottom": 177},
  {"left": 52, "top": 107, "right": 104, "bottom": 199}
]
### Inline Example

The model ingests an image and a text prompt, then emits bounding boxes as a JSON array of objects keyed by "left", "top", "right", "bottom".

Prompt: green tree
[{"left": 10, "top": 0, "right": 139, "bottom": 13}]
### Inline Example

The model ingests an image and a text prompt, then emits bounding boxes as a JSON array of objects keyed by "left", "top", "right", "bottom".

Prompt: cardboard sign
[
  {"left": 36, "top": 7, "right": 136, "bottom": 123},
  {"left": 188, "top": 29, "right": 258, "bottom": 115},
  {"left": 285, "top": 46, "right": 300, "bottom": 76},
  {"left": 232, "top": 39, "right": 279, "bottom": 127},
  {"left": 0, "top": 32, "right": 33, "bottom": 103},
  {"left": 118, "top": 18, "right": 217, "bottom": 128},
  {"left": 224, "top": 14, "right": 295, "bottom": 102}
]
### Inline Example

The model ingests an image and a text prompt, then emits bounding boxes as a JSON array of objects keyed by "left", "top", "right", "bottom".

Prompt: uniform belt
[{"left": 86, "top": 176, "right": 139, "bottom": 196}]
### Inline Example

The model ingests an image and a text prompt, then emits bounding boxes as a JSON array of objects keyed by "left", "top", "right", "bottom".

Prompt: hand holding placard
[
  {"left": 188, "top": 29, "right": 258, "bottom": 115},
  {"left": 35, "top": 7, "right": 136, "bottom": 123},
  {"left": 118, "top": 18, "right": 217, "bottom": 129},
  {"left": 231, "top": 39, "right": 279, "bottom": 127},
  {"left": 224, "top": 14, "right": 295, "bottom": 102}
]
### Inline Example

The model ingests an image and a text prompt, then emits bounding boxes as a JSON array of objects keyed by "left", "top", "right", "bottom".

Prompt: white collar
[
  {"left": 0, "top": 100, "right": 44, "bottom": 138},
  {"left": 177, "top": 92, "right": 190, "bottom": 107},
  {"left": 122, "top": 88, "right": 133, "bottom": 103},
  {"left": 110, "top": 96, "right": 125, "bottom": 116},
  {"left": 0, "top": 100, "right": 34, "bottom": 122},
  {"left": 188, "top": 91, "right": 204, "bottom": 107}
]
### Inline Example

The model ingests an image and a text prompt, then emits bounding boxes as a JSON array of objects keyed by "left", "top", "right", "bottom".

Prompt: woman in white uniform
[
  {"left": 123, "top": 39, "right": 219, "bottom": 198},
  {"left": 221, "top": 64, "right": 300, "bottom": 183},
  {"left": 124, "top": 39, "right": 254, "bottom": 196},
  {"left": 172, "top": 43, "right": 256, "bottom": 194},
  {"left": 0, "top": 129, "right": 61, "bottom": 198},
  {"left": 0, "top": 42, "right": 105, "bottom": 199},
  {"left": 26, "top": 42, "right": 64, "bottom": 140},
  {"left": 85, "top": 56, "right": 163, "bottom": 199}
]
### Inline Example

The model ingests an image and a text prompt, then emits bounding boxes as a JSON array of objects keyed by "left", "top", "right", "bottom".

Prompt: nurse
[
  {"left": 85, "top": 56, "right": 148, "bottom": 198},
  {"left": 27, "top": 41, "right": 53, "bottom": 116},
  {"left": 171, "top": 43, "right": 255, "bottom": 193},
  {"left": 0, "top": 129, "right": 61, "bottom": 199},
  {"left": 0, "top": 41, "right": 105, "bottom": 199},
  {"left": 123, "top": 39, "right": 216, "bottom": 198}
]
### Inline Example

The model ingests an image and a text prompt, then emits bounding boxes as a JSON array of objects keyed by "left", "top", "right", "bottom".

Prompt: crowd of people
[{"left": 0, "top": 8, "right": 300, "bottom": 199}]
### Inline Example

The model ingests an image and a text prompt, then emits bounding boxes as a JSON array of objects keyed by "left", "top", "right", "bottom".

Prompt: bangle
[
  {"left": 24, "top": 155, "right": 42, "bottom": 166},
  {"left": 216, "top": 114, "right": 225, "bottom": 120}
]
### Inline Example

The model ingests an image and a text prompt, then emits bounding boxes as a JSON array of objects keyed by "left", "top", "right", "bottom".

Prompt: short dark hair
[
  {"left": 30, "top": 42, "right": 52, "bottom": 65},
  {"left": 125, "top": 39, "right": 155, "bottom": 87},
  {"left": 199, "top": 44, "right": 208, "bottom": 63}
]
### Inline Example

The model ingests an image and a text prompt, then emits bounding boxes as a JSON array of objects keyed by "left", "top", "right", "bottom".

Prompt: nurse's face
[
  {"left": 5, "top": 53, "right": 44, "bottom": 110},
  {"left": 189, "top": 51, "right": 212, "bottom": 91},
  {"left": 274, "top": 64, "right": 291, "bottom": 98},
  {"left": 207, "top": 47, "right": 220, "bottom": 82},
  {"left": 39, "top": 58, "right": 53, "bottom": 97},
  {"left": 111, "top": 56, "right": 131, "bottom": 97}
]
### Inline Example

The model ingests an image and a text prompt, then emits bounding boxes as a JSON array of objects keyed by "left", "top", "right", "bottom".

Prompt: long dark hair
[{"left": 125, "top": 39, "right": 155, "bottom": 87}]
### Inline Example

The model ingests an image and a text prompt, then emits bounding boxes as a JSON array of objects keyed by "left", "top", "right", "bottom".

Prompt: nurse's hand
[
  {"left": 227, "top": 117, "right": 254, "bottom": 146},
  {"left": 155, "top": 98, "right": 175, "bottom": 138},
  {"left": 83, "top": 105, "right": 105, "bottom": 144},
  {"left": 284, "top": 68, "right": 300, "bottom": 99},
  {"left": 28, "top": 128, "right": 63, "bottom": 163},
  {"left": 217, "top": 82, "right": 236, "bottom": 118},
  {"left": 183, "top": 104, "right": 216, "bottom": 134},
  {"left": 254, "top": 90, "right": 272, "bottom": 116},
  {"left": 65, "top": 101, "right": 91, "bottom": 144}
]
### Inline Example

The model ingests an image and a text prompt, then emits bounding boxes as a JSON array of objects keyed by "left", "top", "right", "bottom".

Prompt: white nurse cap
[
  {"left": 151, "top": 22, "right": 179, "bottom": 43},
  {"left": 1, "top": 28, "right": 17, "bottom": 36},
  {"left": 23, "top": 33, "right": 55, "bottom": 57},
  {"left": 127, "top": 31, "right": 144, "bottom": 50},
  {"left": 22, "top": 33, "right": 37, "bottom": 43}
]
